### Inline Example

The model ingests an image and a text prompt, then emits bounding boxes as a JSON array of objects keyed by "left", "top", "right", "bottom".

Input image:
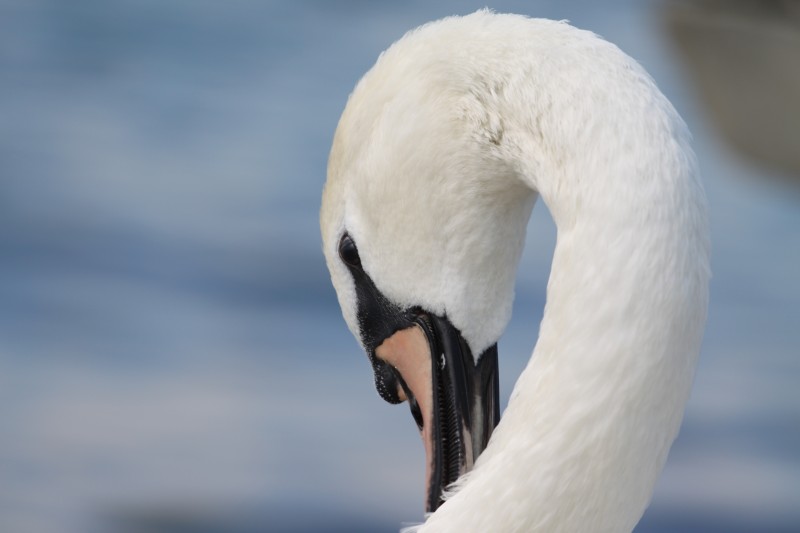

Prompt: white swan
[{"left": 321, "top": 11, "right": 709, "bottom": 532}]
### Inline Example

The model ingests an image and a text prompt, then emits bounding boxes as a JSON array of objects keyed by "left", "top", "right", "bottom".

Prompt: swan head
[
  {"left": 322, "top": 10, "right": 711, "bottom": 529},
  {"left": 321, "top": 13, "right": 535, "bottom": 512}
]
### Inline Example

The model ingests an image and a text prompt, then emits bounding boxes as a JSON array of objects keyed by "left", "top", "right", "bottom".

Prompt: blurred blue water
[{"left": 1, "top": 1, "right": 798, "bottom": 532}]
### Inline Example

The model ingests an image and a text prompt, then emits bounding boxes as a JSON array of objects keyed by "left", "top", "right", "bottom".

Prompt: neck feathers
[{"left": 416, "top": 13, "right": 710, "bottom": 533}]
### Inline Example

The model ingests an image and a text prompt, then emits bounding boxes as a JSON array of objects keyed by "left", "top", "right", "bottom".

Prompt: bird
[{"left": 320, "top": 10, "right": 710, "bottom": 533}]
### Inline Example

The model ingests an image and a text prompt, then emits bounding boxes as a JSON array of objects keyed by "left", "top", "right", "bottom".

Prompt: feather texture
[{"left": 321, "top": 10, "right": 710, "bottom": 532}]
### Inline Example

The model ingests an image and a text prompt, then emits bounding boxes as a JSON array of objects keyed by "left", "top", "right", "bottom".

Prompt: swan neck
[{"left": 418, "top": 24, "right": 709, "bottom": 533}]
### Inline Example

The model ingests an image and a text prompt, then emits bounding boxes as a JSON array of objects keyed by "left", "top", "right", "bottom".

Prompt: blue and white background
[{"left": 1, "top": 1, "right": 798, "bottom": 532}]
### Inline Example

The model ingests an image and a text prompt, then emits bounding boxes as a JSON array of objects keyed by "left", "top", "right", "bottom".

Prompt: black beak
[
  {"left": 337, "top": 232, "right": 500, "bottom": 513},
  {"left": 413, "top": 313, "right": 500, "bottom": 512}
]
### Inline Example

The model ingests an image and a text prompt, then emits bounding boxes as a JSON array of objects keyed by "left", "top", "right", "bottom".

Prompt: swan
[{"left": 320, "top": 11, "right": 709, "bottom": 532}]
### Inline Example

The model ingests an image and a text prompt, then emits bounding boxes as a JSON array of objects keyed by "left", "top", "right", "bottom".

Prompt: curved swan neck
[{"left": 409, "top": 14, "right": 710, "bottom": 533}]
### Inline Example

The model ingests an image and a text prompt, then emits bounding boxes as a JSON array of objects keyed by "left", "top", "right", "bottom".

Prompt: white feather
[{"left": 321, "top": 10, "right": 710, "bottom": 532}]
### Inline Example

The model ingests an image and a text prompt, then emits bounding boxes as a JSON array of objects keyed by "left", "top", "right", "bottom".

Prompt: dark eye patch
[{"left": 338, "top": 231, "right": 418, "bottom": 401}]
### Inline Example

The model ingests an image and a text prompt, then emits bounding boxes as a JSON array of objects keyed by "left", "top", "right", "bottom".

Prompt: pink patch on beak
[{"left": 375, "top": 325, "right": 435, "bottom": 504}]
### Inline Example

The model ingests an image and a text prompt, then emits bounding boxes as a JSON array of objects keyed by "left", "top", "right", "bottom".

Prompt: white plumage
[{"left": 321, "top": 10, "right": 709, "bottom": 532}]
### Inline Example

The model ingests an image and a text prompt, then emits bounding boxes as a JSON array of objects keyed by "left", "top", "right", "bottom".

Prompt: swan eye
[{"left": 338, "top": 233, "right": 362, "bottom": 269}]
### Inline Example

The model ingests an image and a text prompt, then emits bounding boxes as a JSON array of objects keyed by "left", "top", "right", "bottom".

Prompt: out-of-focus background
[{"left": 1, "top": 1, "right": 798, "bottom": 532}]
